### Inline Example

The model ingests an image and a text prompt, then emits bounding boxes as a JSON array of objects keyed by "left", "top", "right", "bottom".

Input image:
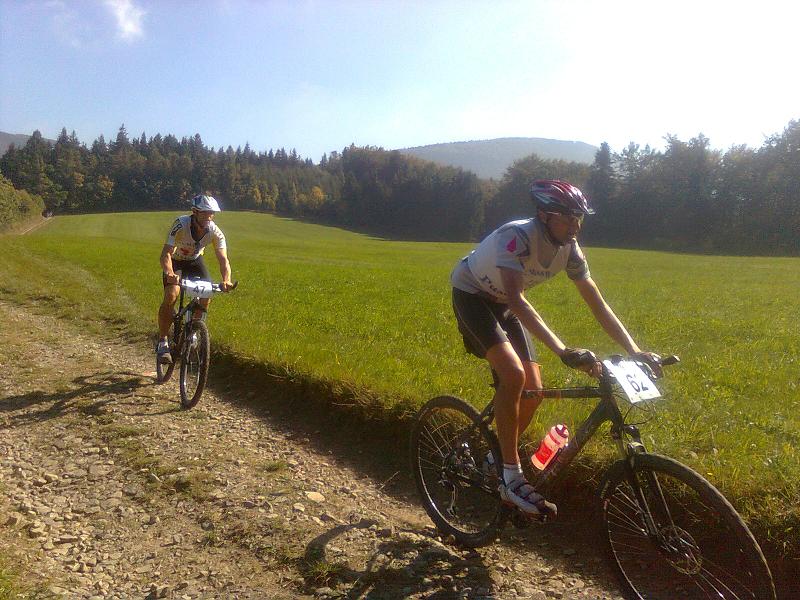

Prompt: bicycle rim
[
  {"left": 600, "top": 454, "right": 775, "bottom": 600},
  {"left": 179, "top": 320, "right": 209, "bottom": 409},
  {"left": 410, "top": 395, "right": 505, "bottom": 547}
]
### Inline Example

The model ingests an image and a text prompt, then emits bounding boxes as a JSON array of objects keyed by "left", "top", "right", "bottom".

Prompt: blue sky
[{"left": 1, "top": 0, "right": 798, "bottom": 161}]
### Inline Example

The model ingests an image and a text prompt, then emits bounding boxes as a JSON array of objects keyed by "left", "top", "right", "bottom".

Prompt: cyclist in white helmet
[{"left": 156, "top": 194, "right": 234, "bottom": 363}]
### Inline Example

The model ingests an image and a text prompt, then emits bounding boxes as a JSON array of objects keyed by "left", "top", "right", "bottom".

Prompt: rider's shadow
[
  {"left": 1, "top": 370, "right": 158, "bottom": 425},
  {"left": 301, "top": 523, "right": 495, "bottom": 599}
]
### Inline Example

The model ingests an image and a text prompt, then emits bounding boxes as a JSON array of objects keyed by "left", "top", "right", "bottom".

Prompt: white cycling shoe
[
  {"left": 156, "top": 339, "right": 172, "bottom": 364},
  {"left": 499, "top": 477, "right": 557, "bottom": 518}
]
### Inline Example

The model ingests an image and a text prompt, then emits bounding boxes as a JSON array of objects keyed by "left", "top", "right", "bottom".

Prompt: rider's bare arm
[
  {"left": 573, "top": 277, "right": 641, "bottom": 355},
  {"left": 160, "top": 244, "right": 179, "bottom": 284},
  {"left": 499, "top": 267, "right": 567, "bottom": 356},
  {"left": 214, "top": 246, "right": 233, "bottom": 290}
]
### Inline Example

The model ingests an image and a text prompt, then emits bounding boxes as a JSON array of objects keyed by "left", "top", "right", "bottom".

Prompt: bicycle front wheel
[
  {"left": 410, "top": 395, "right": 505, "bottom": 547},
  {"left": 599, "top": 453, "right": 775, "bottom": 600},
  {"left": 179, "top": 320, "right": 210, "bottom": 410}
]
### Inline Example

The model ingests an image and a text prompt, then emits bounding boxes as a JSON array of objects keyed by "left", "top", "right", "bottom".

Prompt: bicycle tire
[
  {"left": 598, "top": 453, "right": 775, "bottom": 600},
  {"left": 179, "top": 320, "right": 210, "bottom": 410},
  {"left": 155, "top": 319, "right": 180, "bottom": 383},
  {"left": 410, "top": 395, "right": 506, "bottom": 547}
]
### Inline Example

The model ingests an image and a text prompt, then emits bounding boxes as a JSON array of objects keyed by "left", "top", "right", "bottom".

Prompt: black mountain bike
[
  {"left": 156, "top": 278, "right": 237, "bottom": 409},
  {"left": 410, "top": 354, "right": 776, "bottom": 600}
]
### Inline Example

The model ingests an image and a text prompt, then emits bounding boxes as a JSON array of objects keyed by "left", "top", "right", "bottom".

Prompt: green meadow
[{"left": 1, "top": 211, "right": 798, "bottom": 551}]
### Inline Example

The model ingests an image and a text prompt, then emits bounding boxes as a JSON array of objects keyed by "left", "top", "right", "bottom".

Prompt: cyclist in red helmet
[{"left": 450, "top": 179, "right": 659, "bottom": 517}]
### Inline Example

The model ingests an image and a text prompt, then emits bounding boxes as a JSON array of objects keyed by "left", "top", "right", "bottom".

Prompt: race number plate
[
  {"left": 602, "top": 359, "right": 661, "bottom": 403},
  {"left": 182, "top": 280, "right": 214, "bottom": 299}
]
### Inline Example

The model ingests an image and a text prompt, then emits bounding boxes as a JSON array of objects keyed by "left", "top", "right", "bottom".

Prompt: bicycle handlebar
[
  {"left": 604, "top": 353, "right": 680, "bottom": 382},
  {"left": 210, "top": 280, "right": 239, "bottom": 293},
  {"left": 660, "top": 355, "right": 680, "bottom": 367},
  {"left": 180, "top": 279, "right": 239, "bottom": 298}
]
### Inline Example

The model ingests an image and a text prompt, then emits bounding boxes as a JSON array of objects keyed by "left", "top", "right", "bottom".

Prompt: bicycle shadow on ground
[
  {"left": 0, "top": 370, "right": 161, "bottom": 426},
  {"left": 300, "top": 522, "right": 496, "bottom": 599}
]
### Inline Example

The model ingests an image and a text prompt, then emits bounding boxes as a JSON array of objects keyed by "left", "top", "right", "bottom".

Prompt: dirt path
[
  {"left": 16, "top": 215, "right": 51, "bottom": 236},
  {"left": 0, "top": 299, "right": 625, "bottom": 599}
]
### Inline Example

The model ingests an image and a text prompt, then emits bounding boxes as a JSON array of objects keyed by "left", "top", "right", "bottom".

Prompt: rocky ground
[{"left": 0, "top": 299, "right": 628, "bottom": 599}]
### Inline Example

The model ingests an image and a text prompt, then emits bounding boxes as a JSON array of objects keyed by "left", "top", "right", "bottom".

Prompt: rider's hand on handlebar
[
  {"left": 220, "top": 280, "right": 237, "bottom": 292},
  {"left": 630, "top": 351, "right": 663, "bottom": 378},
  {"left": 164, "top": 272, "right": 180, "bottom": 285},
  {"left": 560, "top": 347, "right": 601, "bottom": 378}
]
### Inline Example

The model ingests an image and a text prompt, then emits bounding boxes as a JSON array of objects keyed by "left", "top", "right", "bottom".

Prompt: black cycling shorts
[
  {"left": 452, "top": 287, "right": 536, "bottom": 362},
  {"left": 163, "top": 256, "right": 211, "bottom": 287}
]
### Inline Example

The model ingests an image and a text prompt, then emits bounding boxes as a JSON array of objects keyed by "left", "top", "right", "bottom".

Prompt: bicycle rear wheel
[
  {"left": 179, "top": 320, "right": 210, "bottom": 410},
  {"left": 598, "top": 453, "right": 775, "bottom": 600},
  {"left": 410, "top": 395, "right": 505, "bottom": 547}
]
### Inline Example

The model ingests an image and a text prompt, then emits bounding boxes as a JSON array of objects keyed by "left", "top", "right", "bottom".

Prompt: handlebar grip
[
  {"left": 661, "top": 355, "right": 680, "bottom": 367},
  {"left": 212, "top": 281, "right": 239, "bottom": 292}
]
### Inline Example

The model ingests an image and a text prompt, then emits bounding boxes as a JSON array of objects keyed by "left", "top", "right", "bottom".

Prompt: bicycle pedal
[{"left": 510, "top": 509, "right": 547, "bottom": 528}]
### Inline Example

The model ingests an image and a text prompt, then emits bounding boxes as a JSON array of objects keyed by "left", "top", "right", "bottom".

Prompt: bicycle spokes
[
  {"left": 411, "top": 396, "right": 505, "bottom": 546},
  {"left": 603, "top": 459, "right": 771, "bottom": 599}
]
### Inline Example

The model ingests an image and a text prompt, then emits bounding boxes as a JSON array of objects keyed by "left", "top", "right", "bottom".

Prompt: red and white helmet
[{"left": 530, "top": 180, "right": 594, "bottom": 216}]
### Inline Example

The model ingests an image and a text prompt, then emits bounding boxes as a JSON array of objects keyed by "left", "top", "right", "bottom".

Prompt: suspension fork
[
  {"left": 614, "top": 425, "right": 679, "bottom": 544},
  {"left": 607, "top": 409, "right": 660, "bottom": 537}
]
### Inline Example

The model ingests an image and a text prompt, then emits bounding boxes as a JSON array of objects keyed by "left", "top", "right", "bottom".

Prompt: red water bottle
[{"left": 530, "top": 424, "right": 569, "bottom": 470}]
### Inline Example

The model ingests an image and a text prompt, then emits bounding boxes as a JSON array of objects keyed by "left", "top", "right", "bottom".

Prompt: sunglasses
[{"left": 546, "top": 212, "right": 584, "bottom": 226}]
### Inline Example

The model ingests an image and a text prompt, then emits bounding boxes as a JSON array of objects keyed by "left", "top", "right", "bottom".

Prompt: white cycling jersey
[
  {"left": 165, "top": 215, "right": 226, "bottom": 261},
  {"left": 451, "top": 218, "right": 590, "bottom": 302}
]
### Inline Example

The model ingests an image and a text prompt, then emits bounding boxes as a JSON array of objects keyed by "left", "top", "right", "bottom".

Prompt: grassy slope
[{"left": 1, "top": 212, "right": 798, "bottom": 547}]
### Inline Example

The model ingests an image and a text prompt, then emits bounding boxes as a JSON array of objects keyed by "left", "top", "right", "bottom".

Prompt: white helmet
[{"left": 191, "top": 194, "right": 222, "bottom": 212}]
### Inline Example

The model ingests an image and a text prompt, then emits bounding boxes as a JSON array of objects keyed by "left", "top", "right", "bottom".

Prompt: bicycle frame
[
  {"left": 174, "top": 288, "right": 198, "bottom": 325},
  {"left": 474, "top": 368, "right": 648, "bottom": 492},
  {"left": 168, "top": 283, "right": 210, "bottom": 358}
]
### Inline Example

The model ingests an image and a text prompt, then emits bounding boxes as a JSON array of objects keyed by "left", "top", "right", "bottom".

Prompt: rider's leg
[
  {"left": 488, "top": 345, "right": 556, "bottom": 516},
  {"left": 485, "top": 342, "right": 526, "bottom": 470},
  {"left": 158, "top": 284, "right": 180, "bottom": 338},
  {"left": 518, "top": 361, "right": 543, "bottom": 439}
]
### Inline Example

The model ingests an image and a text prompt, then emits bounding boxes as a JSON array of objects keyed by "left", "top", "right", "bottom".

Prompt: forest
[{"left": 1, "top": 119, "right": 797, "bottom": 254}]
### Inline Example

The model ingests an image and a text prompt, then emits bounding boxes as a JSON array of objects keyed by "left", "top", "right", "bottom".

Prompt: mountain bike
[
  {"left": 410, "top": 354, "right": 776, "bottom": 600},
  {"left": 156, "top": 278, "right": 237, "bottom": 409}
]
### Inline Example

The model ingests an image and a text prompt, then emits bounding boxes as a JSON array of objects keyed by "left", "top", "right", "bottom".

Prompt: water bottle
[{"left": 530, "top": 424, "right": 569, "bottom": 470}]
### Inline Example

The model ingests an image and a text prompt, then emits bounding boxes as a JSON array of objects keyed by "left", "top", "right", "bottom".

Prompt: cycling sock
[{"left": 503, "top": 463, "right": 523, "bottom": 484}]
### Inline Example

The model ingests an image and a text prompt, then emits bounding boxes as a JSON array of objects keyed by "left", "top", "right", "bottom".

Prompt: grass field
[{"left": 1, "top": 211, "right": 798, "bottom": 553}]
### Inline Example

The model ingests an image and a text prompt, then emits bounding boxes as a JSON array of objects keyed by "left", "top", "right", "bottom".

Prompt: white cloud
[
  {"left": 104, "top": 0, "right": 145, "bottom": 41},
  {"left": 46, "top": 0, "right": 90, "bottom": 48}
]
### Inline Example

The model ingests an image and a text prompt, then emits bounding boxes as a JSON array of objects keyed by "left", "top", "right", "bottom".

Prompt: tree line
[
  {"left": 1, "top": 120, "right": 797, "bottom": 253},
  {"left": 0, "top": 174, "right": 45, "bottom": 232}
]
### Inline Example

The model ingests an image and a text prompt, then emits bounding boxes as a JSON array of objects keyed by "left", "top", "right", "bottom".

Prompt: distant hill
[
  {"left": 399, "top": 137, "right": 599, "bottom": 179},
  {"left": 0, "top": 131, "right": 56, "bottom": 156}
]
